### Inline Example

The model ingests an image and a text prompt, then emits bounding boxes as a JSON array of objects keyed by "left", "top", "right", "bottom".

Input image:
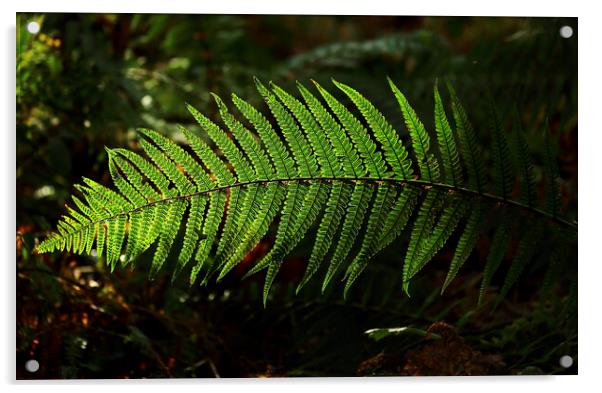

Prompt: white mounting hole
[
  {"left": 559, "top": 355, "right": 573, "bottom": 368},
  {"left": 559, "top": 25, "right": 573, "bottom": 39},
  {"left": 27, "top": 21, "right": 40, "bottom": 35},
  {"left": 25, "top": 359, "right": 39, "bottom": 373}
]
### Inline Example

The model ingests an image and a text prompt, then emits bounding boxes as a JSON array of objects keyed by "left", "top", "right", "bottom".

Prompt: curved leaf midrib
[{"left": 55, "top": 175, "right": 576, "bottom": 242}]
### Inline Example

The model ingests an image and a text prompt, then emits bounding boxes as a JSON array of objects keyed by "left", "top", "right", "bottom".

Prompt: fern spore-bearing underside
[{"left": 36, "top": 78, "right": 576, "bottom": 306}]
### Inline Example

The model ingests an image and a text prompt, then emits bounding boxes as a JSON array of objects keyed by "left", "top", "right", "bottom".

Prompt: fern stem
[{"left": 46, "top": 176, "right": 576, "bottom": 246}]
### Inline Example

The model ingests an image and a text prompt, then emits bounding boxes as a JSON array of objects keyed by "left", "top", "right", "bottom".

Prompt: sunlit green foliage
[{"left": 36, "top": 79, "right": 576, "bottom": 306}]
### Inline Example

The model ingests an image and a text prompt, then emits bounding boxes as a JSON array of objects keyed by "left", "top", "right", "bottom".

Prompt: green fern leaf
[
  {"left": 442, "top": 201, "right": 486, "bottom": 293},
  {"left": 510, "top": 111, "right": 537, "bottom": 207},
  {"left": 246, "top": 79, "right": 318, "bottom": 287},
  {"left": 478, "top": 212, "right": 513, "bottom": 306},
  {"left": 271, "top": 82, "right": 340, "bottom": 178},
  {"left": 488, "top": 99, "right": 514, "bottom": 199},
  {"left": 298, "top": 81, "right": 363, "bottom": 177},
  {"left": 107, "top": 214, "right": 127, "bottom": 269},
  {"left": 138, "top": 128, "right": 214, "bottom": 190},
  {"left": 257, "top": 182, "right": 307, "bottom": 297},
  {"left": 335, "top": 80, "right": 413, "bottom": 180},
  {"left": 372, "top": 187, "right": 420, "bottom": 255},
  {"left": 211, "top": 94, "right": 275, "bottom": 270},
  {"left": 134, "top": 128, "right": 216, "bottom": 277},
  {"left": 231, "top": 93, "right": 296, "bottom": 178},
  {"left": 224, "top": 183, "right": 286, "bottom": 280},
  {"left": 113, "top": 149, "right": 171, "bottom": 195},
  {"left": 174, "top": 195, "right": 207, "bottom": 279},
  {"left": 191, "top": 191, "right": 227, "bottom": 283},
  {"left": 262, "top": 182, "right": 329, "bottom": 305},
  {"left": 389, "top": 78, "right": 439, "bottom": 182},
  {"left": 215, "top": 183, "right": 266, "bottom": 280},
  {"left": 97, "top": 225, "right": 107, "bottom": 259},
  {"left": 216, "top": 92, "right": 296, "bottom": 278},
  {"left": 138, "top": 138, "right": 192, "bottom": 195},
  {"left": 186, "top": 104, "right": 254, "bottom": 182},
  {"left": 433, "top": 82, "right": 463, "bottom": 186},
  {"left": 150, "top": 199, "right": 187, "bottom": 278},
  {"left": 178, "top": 126, "right": 233, "bottom": 186},
  {"left": 447, "top": 83, "right": 486, "bottom": 192},
  {"left": 402, "top": 189, "right": 443, "bottom": 295},
  {"left": 410, "top": 196, "right": 470, "bottom": 280},
  {"left": 107, "top": 150, "right": 147, "bottom": 207},
  {"left": 35, "top": 78, "right": 575, "bottom": 307},
  {"left": 344, "top": 183, "right": 397, "bottom": 296},
  {"left": 322, "top": 183, "right": 373, "bottom": 292},
  {"left": 255, "top": 78, "right": 318, "bottom": 178},
  {"left": 495, "top": 222, "right": 544, "bottom": 307},
  {"left": 297, "top": 181, "right": 353, "bottom": 292},
  {"left": 314, "top": 80, "right": 387, "bottom": 178}
]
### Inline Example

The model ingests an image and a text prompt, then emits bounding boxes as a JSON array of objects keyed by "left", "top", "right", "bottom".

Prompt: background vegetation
[{"left": 16, "top": 14, "right": 577, "bottom": 378}]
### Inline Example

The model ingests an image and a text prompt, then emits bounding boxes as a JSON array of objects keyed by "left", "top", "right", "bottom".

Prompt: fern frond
[
  {"left": 177, "top": 121, "right": 235, "bottom": 281},
  {"left": 107, "top": 214, "right": 127, "bottom": 270},
  {"left": 36, "top": 78, "right": 576, "bottom": 306},
  {"left": 186, "top": 104, "right": 254, "bottom": 182},
  {"left": 212, "top": 94, "right": 275, "bottom": 180},
  {"left": 96, "top": 224, "right": 107, "bottom": 260},
  {"left": 133, "top": 128, "right": 215, "bottom": 277},
  {"left": 109, "top": 151, "right": 161, "bottom": 204},
  {"left": 113, "top": 149, "right": 171, "bottom": 195},
  {"left": 216, "top": 92, "right": 297, "bottom": 277}
]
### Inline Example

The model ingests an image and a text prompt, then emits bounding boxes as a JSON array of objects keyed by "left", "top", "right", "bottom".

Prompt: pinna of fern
[{"left": 35, "top": 77, "right": 577, "bottom": 306}]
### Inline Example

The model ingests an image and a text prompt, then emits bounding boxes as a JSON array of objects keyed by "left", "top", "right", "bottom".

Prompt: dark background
[{"left": 16, "top": 14, "right": 577, "bottom": 378}]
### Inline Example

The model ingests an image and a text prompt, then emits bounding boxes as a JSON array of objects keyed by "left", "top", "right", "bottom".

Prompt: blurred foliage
[{"left": 16, "top": 14, "right": 577, "bottom": 378}]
